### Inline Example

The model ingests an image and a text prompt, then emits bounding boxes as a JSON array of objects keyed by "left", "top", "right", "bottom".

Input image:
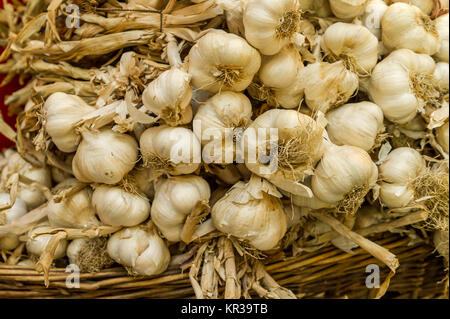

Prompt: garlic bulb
[
  {"left": 142, "top": 68, "right": 193, "bottom": 126},
  {"left": 44, "top": 92, "right": 96, "bottom": 153},
  {"left": 436, "top": 121, "right": 449, "bottom": 153},
  {"left": 298, "top": 61, "right": 359, "bottom": 113},
  {"left": 73, "top": 129, "right": 138, "bottom": 184},
  {"left": 47, "top": 186, "right": 99, "bottom": 229},
  {"left": 211, "top": 175, "right": 287, "bottom": 251},
  {"left": 321, "top": 23, "right": 378, "bottom": 75},
  {"left": 194, "top": 91, "right": 252, "bottom": 164},
  {"left": 381, "top": 3, "right": 440, "bottom": 55},
  {"left": 140, "top": 126, "right": 201, "bottom": 176},
  {"left": 26, "top": 224, "right": 68, "bottom": 258},
  {"left": 329, "top": 0, "right": 368, "bottom": 19},
  {"left": 243, "top": 0, "right": 301, "bottom": 56},
  {"left": 92, "top": 185, "right": 150, "bottom": 227},
  {"left": 434, "top": 13, "right": 449, "bottom": 63},
  {"left": 312, "top": 144, "right": 378, "bottom": 214},
  {"left": 361, "top": 0, "right": 388, "bottom": 40},
  {"left": 433, "top": 62, "right": 449, "bottom": 91},
  {"left": 107, "top": 225, "right": 170, "bottom": 276},
  {"left": 0, "top": 194, "right": 28, "bottom": 250},
  {"left": 368, "top": 49, "right": 437, "bottom": 124},
  {"left": 326, "top": 102, "right": 385, "bottom": 151},
  {"left": 241, "top": 109, "right": 324, "bottom": 196},
  {"left": 389, "top": 0, "right": 434, "bottom": 15},
  {"left": 300, "top": 0, "right": 332, "bottom": 17},
  {"left": 188, "top": 31, "right": 261, "bottom": 93},
  {"left": 66, "top": 238, "right": 114, "bottom": 272},
  {"left": 151, "top": 175, "right": 211, "bottom": 242}
]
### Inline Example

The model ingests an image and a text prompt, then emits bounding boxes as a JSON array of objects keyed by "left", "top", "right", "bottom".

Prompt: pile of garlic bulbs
[{"left": 0, "top": 0, "right": 449, "bottom": 298}]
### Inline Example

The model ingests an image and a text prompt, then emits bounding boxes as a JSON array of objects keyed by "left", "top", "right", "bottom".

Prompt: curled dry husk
[
  {"left": 26, "top": 223, "right": 68, "bottom": 259},
  {"left": 0, "top": 194, "right": 28, "bottom": 250}
]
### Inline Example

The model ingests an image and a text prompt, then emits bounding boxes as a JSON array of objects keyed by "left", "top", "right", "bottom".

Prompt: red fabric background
[{"left": 0, "top": 1, "right": 22, "bottom": 151}]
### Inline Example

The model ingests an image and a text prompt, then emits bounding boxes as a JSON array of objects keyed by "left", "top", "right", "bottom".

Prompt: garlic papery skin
[
  {"left": 368, "top": 49, "right": 437, "bottom": 124},
  {"left": 434, "top": 13, "right": 449, "bottom": 63},
  {"left": 361, "top": 0, "right": 388, "bottom": 40},
  {"left": 326, "top": 102, "right": 385, "bottom": 151},
  {"left": 142, "top": 68, "right": 193, "bottom": 126},
  {"left": 72, "top": 129, "right": 138, "bottom": 184},
  {"left": 378, "top": 147, "right": 426, "bottom": 184},
  {"left": 26, "top": 224, "right": 68, "bottom": 259},
  {"left": 151, "top": 175, "right": 211, "bottom": 242},
  {"left": 298, "top": 61, "right": 359, "bottom": 113},
  {"left": 389, "top": 0, "right": 434, "bottom": 15},
  {"left": 193, "top": 91, "right": 252, "bottom": 164},
  {"left": 92, "top": 185, "right": 150, "bottom": 227},
  {"left": 436, "top": 121, "right": 449, "bottom": 153},
  {"left": 311, "top": 145, "right": 378, "bottom": 214},
  {"left": 66, "top": 238, "right": 114, "bottom": 272},
  {"left": 107, "top": 225, "right": 170, "bottom": 276},
  {"left": 47, "top": 186, "right": 99, "bottom": 229},
  {"left": 329, "top": 0, "right": 368, "bottom": 19},
  {"left": 211, "top": 175, "right": 287, "bottom": 251},
  {"left": 188, "top": 31, "right": 261, "bottom": 93},
  {"left": 0, "top": 194, "right": 28, "bottom": 250},
  {"left": 44, "top": 92, "right": 96, "bottom": 153},
  {"left": 139, "top": 126, "right": 201, "bottom": 176},
  {"left": 321, "top": 23, "right": 378, "bottom": 75},
  {"left": 381, "top": 3, "right": 440, "bottom": 55},
  {"left": 243, "top": 0, "right": 301, "bottom": 56},
  {"left": 241, "top": 109, "right": 324, "bottom": 196}
]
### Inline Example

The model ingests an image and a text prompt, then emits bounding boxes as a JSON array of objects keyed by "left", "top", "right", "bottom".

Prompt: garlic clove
[
  {"left": 378, "top": 147, "right": 425, "bottom": 184},
  {"left": 329, "top": 0, "right": 368, "bottom": 20},
  {"left": 379, "top": 182, "right": 415, "bottom": 208}
]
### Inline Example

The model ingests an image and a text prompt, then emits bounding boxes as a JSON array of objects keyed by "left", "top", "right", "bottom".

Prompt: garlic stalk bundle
[
  {"left": 66, "top": 238, "right": 114, "bottom": 272},
  {"left": 194, "top": 91, "right": 252, "bottom": 164},
  {"left": 368, "top": 49, "right": 437, "bottom": 124},
  {"left": 47, "top": 184, "right": 99, "bottom": 229},
  {"left": 434, "top": 13, "right": 449, "bottom": 63},
  {"left": 298, "top": 61, "right": 359, "bottom": 113},
  {"left": 44, "top": 92, "right": 96, "bottom": 153},
  {"left": 211, "top": 175, "right": 287, "bottom": 251},
  {"left": 381, "top": 3, "right": 440, "bottom": 55},
  {"left": 188, "top": 31, "right": 261, "bottom": 93},
  {"left": 140, "top": 126, "right": 201, "bottom": 176},
  {"left": 26, "top": 224, "right": 68, "bottom": 259},
  {"left": 389, "top": 0, "right": 434, "bottom": 15},
  {"left": 0, "top": 194, "right": 28, "bottom": 250},
  {"left": 243, "top": 0, "right": 302, "bottom": 56},
  {"left": 329, "top": 0, "right": 369, "bottom": 19},
  {"left": 321, "top": 23, "right": 379, "bottom": 75},
  {"left": 142, "top": 68, "right": 193, "bottom": 126},
  {"left": 326, "top": 101, "right": 385, "bottom": 151},
  {"left": 151, "top": 175, "right": 211, "bottom": 243},
  {"left": 92, "top": 185, "right": 150, "bottom": 227},
  {"left": 311, "top": 144, "right": 378, "bottom": 214},
  {"left": 241, "top": 109, "right": 324, "bottom": 197},
  {"left": 72, "top": 128, "right": 138, "bottom": 184},
  {"left": 361, "top": 0, "right": 388, "bottom": 40},
  {"left": 107, "top": 224, "right": 171, "bottom": 276}
]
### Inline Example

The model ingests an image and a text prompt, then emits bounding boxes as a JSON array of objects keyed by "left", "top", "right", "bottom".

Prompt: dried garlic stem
[
  {"left": 220, "top": 237, "right": 240, "bottom": 299},
  {"left": 180, "top": 200, "right": 210, "bottom": 244}
]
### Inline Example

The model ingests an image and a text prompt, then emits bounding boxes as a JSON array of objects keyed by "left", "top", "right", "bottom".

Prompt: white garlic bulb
[
  {"left": 107, "top": 225, "right": 170, "bottom": 276},
  {"left": 243, "top": 0, "right": 301, "bottom": 56},
  {"left": 326, "top": 102, "right": 385, "bottom": 151},
  {"left": 241, "top": 109, "right": 324, "bottom": 196},
  {"left": 434, "top": 13, "right": 449, "bottom": 63},
  {"left": 381, "top": 3, "right": 440, "bottom": 55},
  {"left": 329, "top": 0, "right": 368, "bottom": 19},
  {"left": 321, "top": 22, "right": 379, "bottom": 75},
  {"left": 73, "top": 129, "right": 138, "bottom": 184},
  {"left": 92, "top": 185, "right": 150, "bottom": 227},
  {"left": 26, "top": 224, "right": 68, "bottom": 258},
  {"left": 0, "top": 194, "right": 28, "bottom": 250},
  {"left": 47, "top": 186, "right": 99, "bottom": 229},
  {"left": 44, "top": 92, "right": 96, "bottom": 153},
  {"left": 368, "top": 49, "right": 437, "bottom": 124},
  {"left": 211, "top": 175, "right": 287, "bottom": 251},
  {"left": 361, "top": 0, "right": 388, "bottom": 40},
  {"left": 151, "top": 175, "right": 211, "bottom": 242},
  {"left": 434, "top": 62, "right": 449, "bottom": 91},
  {"left": 436, "top": 121, "right": 449, "bottom": 153},
  {"left": 312, "top": 144, "right": 378, "bottom": 214},
  {"left": 389, "top": 0, "right": 434, "bottom": 15},
  {"left": 142, "top": 68, "right": 193, "bottom": 126},
  {"left": 139, "top": 126, "right": 201, "bottom": 176},
  {"left": 188, "top": 31, "right": 261, "bottom": 93},
  {"left": 194, "top": 91, "right": 252, "bottom": 164}
]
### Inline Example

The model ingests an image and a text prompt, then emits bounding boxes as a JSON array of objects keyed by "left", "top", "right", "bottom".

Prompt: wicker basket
[{"left": 0, "top": 233, "right": 447, "bottom": 299}]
